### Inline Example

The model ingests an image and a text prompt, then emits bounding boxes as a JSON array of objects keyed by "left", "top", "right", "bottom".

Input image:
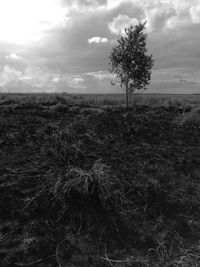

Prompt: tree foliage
[{"left": 109, "top": 21, "right": 154, "bottom": 107}]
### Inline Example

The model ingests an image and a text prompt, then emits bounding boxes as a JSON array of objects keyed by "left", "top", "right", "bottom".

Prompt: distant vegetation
[
  {"left": 1, "top": 92, "right": 200, "bottom": 109},
  {"left": 0, "top": 93, "right": 200, "bottom": 266}
]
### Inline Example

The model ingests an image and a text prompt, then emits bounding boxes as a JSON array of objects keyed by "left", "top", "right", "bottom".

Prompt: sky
[{"left": 0, "top": 0, "right": 200, "bottom": 94}]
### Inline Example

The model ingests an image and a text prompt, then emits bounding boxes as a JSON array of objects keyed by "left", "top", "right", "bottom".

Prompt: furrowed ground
[{"left": 0, "top": 94, "right": 200, "bottom": 266}]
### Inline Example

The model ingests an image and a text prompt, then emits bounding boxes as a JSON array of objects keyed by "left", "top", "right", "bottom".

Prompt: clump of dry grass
[
  {"left": 173, "top": 107, "right": 200, "bottom": 127},
  {"left": 39, "top": 126, "right": 83, "bottom": 167},
  {"left": 49, "top": 160, "right": 117, "bottom": 206}
]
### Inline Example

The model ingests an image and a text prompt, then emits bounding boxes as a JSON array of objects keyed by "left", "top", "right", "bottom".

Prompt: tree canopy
[{"left": 109, "top": 21, "right": 154, "bottom": 107}]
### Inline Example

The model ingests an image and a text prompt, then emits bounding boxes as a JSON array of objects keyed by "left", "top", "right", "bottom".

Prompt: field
[{"left": 1, "top": 93, "right": 200, "bottom": 266}]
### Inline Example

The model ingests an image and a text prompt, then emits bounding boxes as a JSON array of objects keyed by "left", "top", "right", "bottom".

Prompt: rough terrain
[{"left": 0, "top": 94, "right": 200, "bottom": 266}]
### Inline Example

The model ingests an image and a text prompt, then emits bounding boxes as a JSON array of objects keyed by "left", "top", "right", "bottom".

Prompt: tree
[{"left": 109, "top": 21, "right": 154, "bottom": 107}]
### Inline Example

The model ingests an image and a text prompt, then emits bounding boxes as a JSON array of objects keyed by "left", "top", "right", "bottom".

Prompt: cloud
[
  {"left": 0, "top": 0, "right": 70, "bottom": 44},
  {"left": 19, "top": 67, "right": 65, "bottom": 91},
  {"left": 85, "top": 71, "right": 113, "bottom": 80},
  {"left": 0, "top": 64, "right": 63, "bottom": 92},
  {"left": 88, "top": 37, "right": 108, "bottom": 43},
  {"left": 190, "top": 5, "right": 200, "bottom": 24},
  {"left": 0, "top": 0, "right": 200, "bottom": 94},
  {"left": 6, "top": 53, "right": 21, "bottom": 60},
  {"left": 80, "top": 72, "right": 121, "bottom": 93},
  {"left": 148, "top": 67, "right": 200, "bottom": 93},
  {"left": 145, "top": 2, "right": 177, "bottom": 31},
  {"left": 170, "top": 0, "right": 198, "bottom": 13},
  {"left": 63, "top": 0, "right": 107, "bottom": 11},
  {"left": 52, "top": 76, "right": 60, "bottom": 83},
  {"left": 67, "top": 76, "right": 86, "bottom": 89},
  {"left": 0, "top": 65, "right": 22, "bottom": 87},
  {"left": 108, "top": 14, "right": 139, "bottom": 35},
  {"left": 179, "top": 79, "right": 199, "bottom": 85}
]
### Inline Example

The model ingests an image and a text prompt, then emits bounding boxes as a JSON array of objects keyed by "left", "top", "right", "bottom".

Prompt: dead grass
[
  {"left": 173, "top": 107, "right": 200, "bottom": 127},
  {"left": 1, "top": 93, "right": 200, "bottom": 266}
]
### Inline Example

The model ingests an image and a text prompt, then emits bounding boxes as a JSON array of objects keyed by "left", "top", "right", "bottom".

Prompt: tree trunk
[
  {"left": 130, "top": 89, "right": 134, "bottom": 107},
  {"left": 125, "top": 82, "right": 129, "bottom": 108}
]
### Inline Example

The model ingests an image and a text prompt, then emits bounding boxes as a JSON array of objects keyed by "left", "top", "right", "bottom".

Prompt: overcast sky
[{"left": 0, "top": 0, "right": 200, "bottom": 94}]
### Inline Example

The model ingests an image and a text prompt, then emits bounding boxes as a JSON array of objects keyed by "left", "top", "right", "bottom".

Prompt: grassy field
[{"left": 1, "top": 93, "right": 200, "bottom": 266}]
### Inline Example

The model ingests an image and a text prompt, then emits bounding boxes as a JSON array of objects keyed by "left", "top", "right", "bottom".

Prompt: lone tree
[{"left": 109, "top": 21, "right": 154, "bottom": 107}]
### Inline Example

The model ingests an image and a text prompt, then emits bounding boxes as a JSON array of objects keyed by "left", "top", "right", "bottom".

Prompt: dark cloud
[
  {"left": 147, "top": 23, "right": 200, "bottom": 77},
  {"left": 179, "top": 79, "right": 199, "bottom": 85}
]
